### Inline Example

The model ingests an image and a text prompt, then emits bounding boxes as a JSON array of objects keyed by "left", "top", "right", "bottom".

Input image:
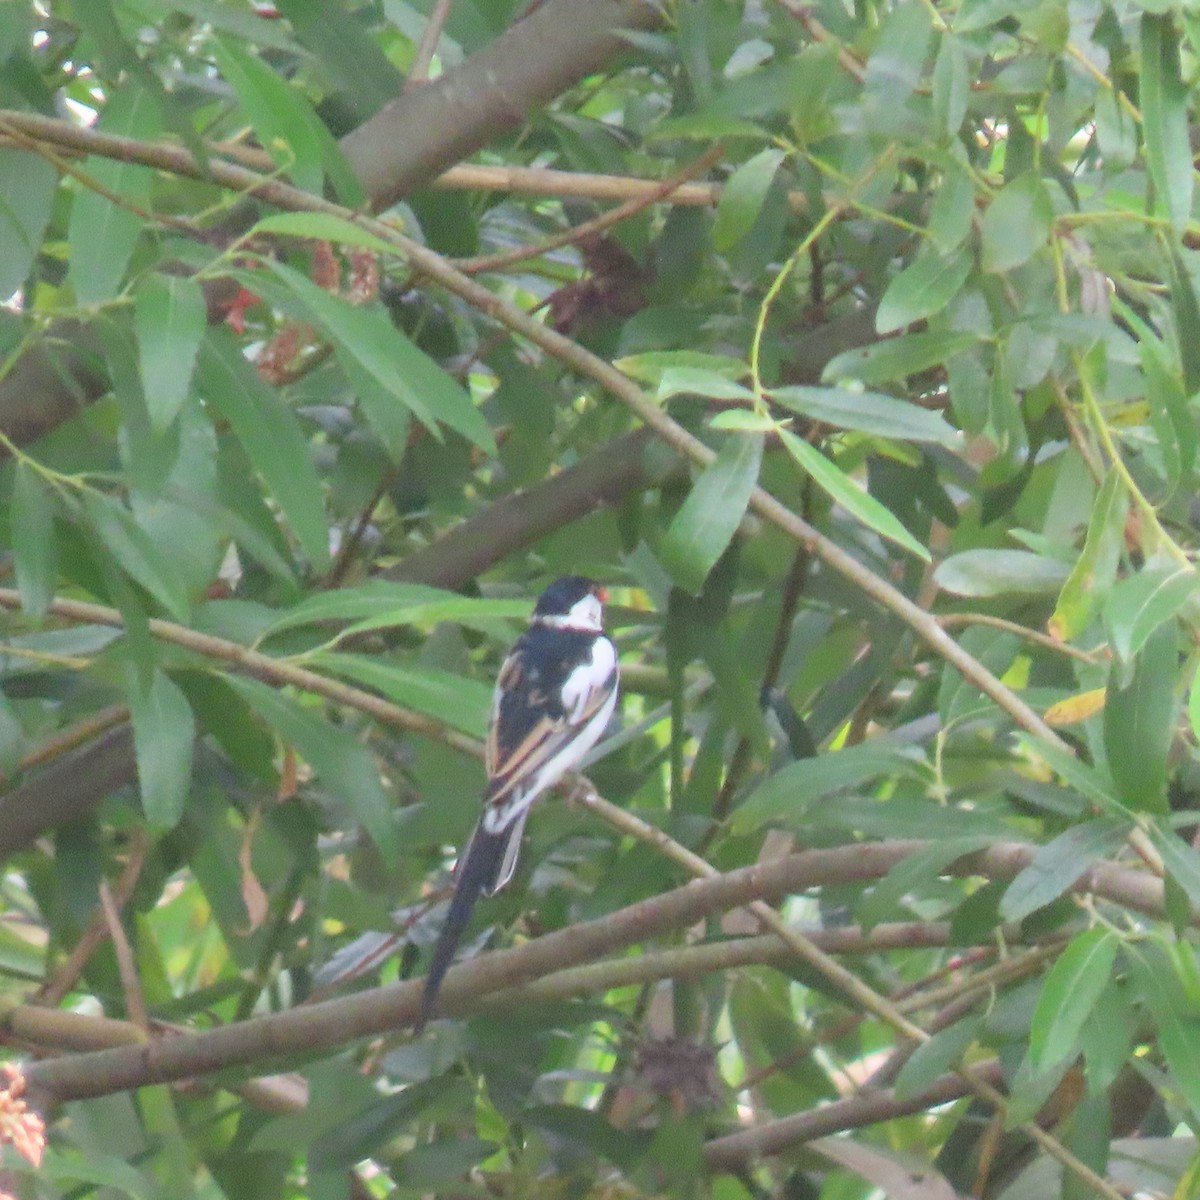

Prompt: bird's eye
[{"left": 594, "top": 586, "right": 609, "bottom": 603}]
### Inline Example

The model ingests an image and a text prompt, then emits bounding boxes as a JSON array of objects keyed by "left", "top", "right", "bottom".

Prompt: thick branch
[
  {"left": 21, "top": 839, "right": 1170, "bottom": 1103},
  {"left": 338, "top": 0, "right": 662, "bottom": 207}
]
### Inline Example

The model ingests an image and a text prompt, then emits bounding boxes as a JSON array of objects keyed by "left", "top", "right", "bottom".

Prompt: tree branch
[{"left": 20, "top": 838, "right": 1173, "bottom": 1106}]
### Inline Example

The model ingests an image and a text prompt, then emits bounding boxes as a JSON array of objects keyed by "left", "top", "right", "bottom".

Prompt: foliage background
[{"left": 2, "top": 0, "right": 1200, "bottom": 1196}]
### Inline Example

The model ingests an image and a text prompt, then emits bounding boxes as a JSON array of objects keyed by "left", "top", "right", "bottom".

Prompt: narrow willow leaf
[
  {"left": 1148, "top": 823, "right": 1200, "bottom": 915},
  {"left": 732, "top": 742, "right": 919, "bottom": 833},
  {"left": 0, "top": 149, "right": 56, "bottom": 298},
  {"left": 616, "top": 351, "right": 750, "bottom": 387},
  {"left": 1025, "top": 738, "right": 1129, "bottom": 818},
  {"left": 259, "top": 259, "right": 495, "bottom": 453},
  {"left": 859, "top": 837, "right": 994, "bottom": 932},
  {"left": 67, "top": 87, "right": 157, "bottom": 304},
  {"left": 778, "top": 429, "right": 930, "bottom": 561},
  {"left": 708, "top": 410, "right": 781, "bottom": 432},
  {"left": 771, "top": 385, "right": 959, "bottom": 447},
  {"left": 126, "top": 667, "right": 195, "bottom": 828},
  {"left": 250, "top": 211, "right": 397, "bottom": 256},
  {"left": 1030, "top": 928, "right": 1117, "bottom": 1069},
  {"left": 928, "top": 157, "right": 975, "bottom": 252},
  {"left": 1130, "top": 948, "right": 1200, "bottom": 1122},
  {"left": 932, "top": 33, "right": 969, "bottom": 137},
  {"left": 196, "top": 330, "right": 330, "bottom": 568},
  {"left": 865, "top": 0, "right": 933, "bottom": 109},
  {"left": 980, "top": 172, "right": 1053, "bottom": 273},
  {"left": 11, "top": 463, "right": 57, "bottom": 617},
  {"left": 260, "top": 581, "right": 529, "bottom": 640},
  {"left": 1049, "top": 469, "right": 1127, "bottom": 641},
  {"left": 1103, "top": 566, "right": 1198, "bottom": 663},
  {"left": 875, "top": 247, "right": 973, "bottom": 333},
  {"left": 312, "top": 653, "right": 492, "bottom": 739},
  {"left": 1140, "top": 14, "right": 1193, "bottom": 234},
  {"left": 212, "top": 35, "right": 323, "bottom": 192},
  {"left": 227, "top": 676, "right": 398, "bottom": 864},
  {"left": 894, "top": 1016, "right": 982, "bottom": 1101},
  {"left": 999, "top": 818, "right": 1130, "bottom": 922},
  {"left": 83, "top": 491, "right": 191, "bottom": 621},
  {"left": 135, "top": 274, "right": 207, "bottom": 430},
  {"left": 1103, "top": 623, "right": 1176, "bottom": 813},
  {"left": 824, "top": 331, "right": 978, "bottom": 384},
  {"left": 713, "top": 148, "right": 786, "bottom": 251},
  {"left": 657, "top": 368, "right": 757, "bottom": 403},
  {"left": 661, "top": 433, "right": 763, "bottom": 594},
  {"left": 935, "top": 549, "right": 1068, "bottom": 597}
]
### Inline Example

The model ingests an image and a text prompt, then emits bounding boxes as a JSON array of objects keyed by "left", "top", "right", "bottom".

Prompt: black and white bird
[{"left": 419, "top": 576, "right": 619, "bottom": 1026}]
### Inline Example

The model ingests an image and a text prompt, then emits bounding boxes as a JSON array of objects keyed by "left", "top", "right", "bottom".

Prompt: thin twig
[
  {"left": 98, "top": 880, "right": 149, "bottom": 1033},
  {"left": 37, "top": 829, "right": 149, "bottom": 1008},
  {"left": 406, "top": 0, "right": 455, "bottom": 90},
  {"left": 455, "top": 145, "right": 725, "bottom": 274}
]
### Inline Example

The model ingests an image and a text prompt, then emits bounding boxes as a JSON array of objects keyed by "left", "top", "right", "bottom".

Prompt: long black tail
[{"left": 417, "top": 822, "right": 510, "bottom": 1029}]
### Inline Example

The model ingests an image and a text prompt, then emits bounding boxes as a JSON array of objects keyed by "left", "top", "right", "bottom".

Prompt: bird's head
[{"left": 533, "top": 575, "right": 608, "bottom": 632}]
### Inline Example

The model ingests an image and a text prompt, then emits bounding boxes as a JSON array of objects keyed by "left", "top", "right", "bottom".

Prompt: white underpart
[{"left": 481, "top": 634, "right": 618, "bottom": 842}]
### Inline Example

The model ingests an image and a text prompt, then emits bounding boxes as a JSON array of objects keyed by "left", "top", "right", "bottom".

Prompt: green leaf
[
  {"left": 876, "top": 247, "right": 973, "bottom": 334},
  {"left": 661, "top": 433, "right": 763, "bottom": 594},
  {"left": 824, "top": 331, "right": 979, "bottom": 385},
  {"left": 1143, "top": 335, "right": 1195, "bottom": 495},
  {"left": 1140, "top": 14, "right": 1193, "bottom": 234},
  {"left": 932, "top": 34, "right": 970, "bottom": 137},
  {"left": 894, "top": 1015, "right": 982, "bottom": 1101},
  {"left": 226, "top": 676, "right": 398, "bottom": 864},
  {"left": 934, "top": 549, "right": 1070, "bottom": 597},
  {"left": 709, "top": 410, "right": 782, "bottom": 432},
  {"left": 196, "top": 329, "right": 330, "bottom": 569},
  {"left": 0, "top": 149, "right": 56, "bottom": 298},
  {"left": 1026, "top": 737, "right": 1129, "bottom": 818},
  {"left": 126, "top": 667, "right": 195, "bottom": 828},
  {"left": 616, "top": 351, "right": 750, "bottom": 387},
  {"left": 260, "top": 580, "right": 529, "bottom": 640},
  {"left": 1103, "top": 623, "right": 1176, "bottom": 813},
  {"left": 1147, "top": 823, "right": 1200, "bottom": 915},
  {"left": 248, "top": 212, "right": 397, "bottom": 257},
  {"left": 11, "top": 464, "right": 57, "bottom": 617},
  {"left": 980, "top": 172, "right": 1053, "bottom": 273},
  {"left": 999, "top": 818, "right": 1130, "bottom": 923},
  {"left": 656, "top": 368, "right": 758, "bottom": 403},
  {"left": 770, "top": 384, "right": 961, "bottom": 447},
  {"left": 1103, "top": 566, "right": 1198, "bottom": 663},
  {"left": 82, "top": 491, "right": 191, "bottom": 621},
  {"left": 859, "top": 837, "right": 994, "bottom": 931},
  {"left": 257, "top": 259, "right": 495, "bottom": 454},
  {"left": 732, "top": 742, "right": 919, "bottom": 833},
  {"left": 312, "top": 653, "right": 492, "bottom": 739},
  {"left": 274, "top": 0, "right": 404, "bottom": 125},
  {"left": 1030, "top": 928, "right": 1117, "bottom": 1070},
  {"left": 134, "top": 274, "right": 207, "bottom": 431},
  {"left": 1130, "top": 947, "right": 1200, "bottom": 1122},
  {"left": 1050, "top": 469, "right": 1127, "bottom": 641},
  {"left": 39, "top": 1149, "right": 152, "bottom": 1200},
  {"left": 865, "top": 0, "right": 933, "bottom": 109},
  {"left": 67, "top": 86, "right": 158, "bottom": 304},
  {"left": 779, "top": 429, "right": 930, "bottom": 561},
  {"left": 928, "top": 157, "right": 975, "bottom": 252},
  {"left": 712, "top": 148, "right": 786, "bottom": 251},
  {"left": 212, "top": 35, "right": 324, "bottom": 193}
]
